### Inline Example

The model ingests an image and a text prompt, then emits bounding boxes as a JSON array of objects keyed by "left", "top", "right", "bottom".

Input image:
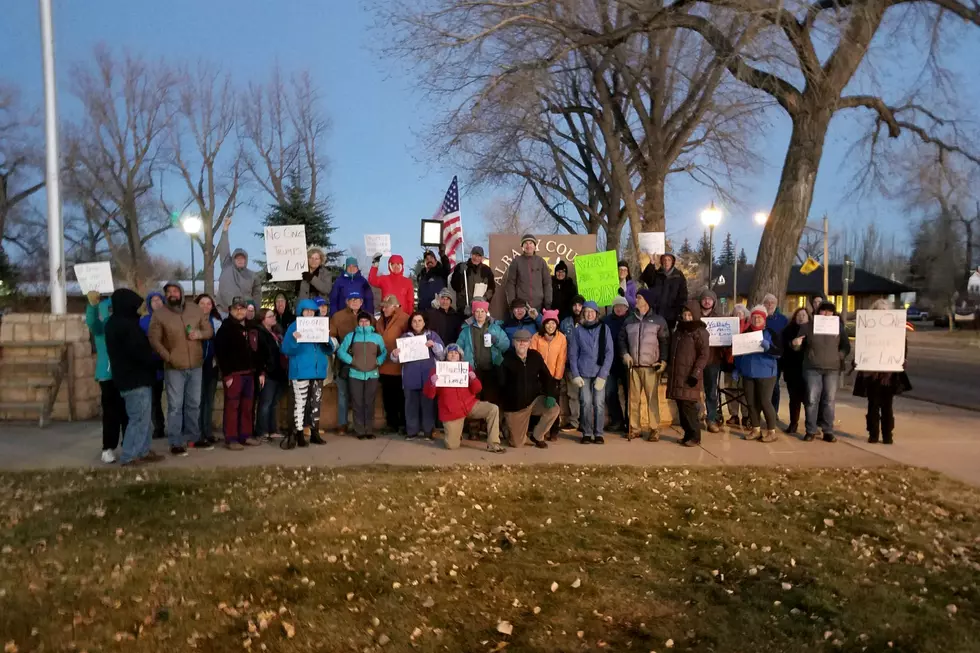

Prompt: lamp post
[
  {"left": 181, "top": 215, "right": 202, "bottom": 295},
  {"left": 700, "top": 201, "right": 722, "bottom": 286},
  {"left": 39, "top": 0, "right": 66, "bottom": 314}
]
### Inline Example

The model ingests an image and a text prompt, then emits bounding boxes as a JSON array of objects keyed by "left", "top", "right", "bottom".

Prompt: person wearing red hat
[
  {"left": 734, "top": 304, "right": 783, "bottom": 443},
  {"left": 368, "top": 253, "right": 415, "bottom": 314}
]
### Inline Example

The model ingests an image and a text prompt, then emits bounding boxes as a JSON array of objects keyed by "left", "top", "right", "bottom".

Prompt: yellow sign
[{"left": 800, "top": 256, "right": 820, "bottom": 275}]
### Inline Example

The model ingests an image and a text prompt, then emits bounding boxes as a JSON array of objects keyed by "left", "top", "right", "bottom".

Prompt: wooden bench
[{"left": 0, "top": 340, "right": 75, "bottom": 428}]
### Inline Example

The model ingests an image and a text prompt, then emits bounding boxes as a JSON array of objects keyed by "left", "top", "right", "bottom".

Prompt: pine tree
[
  {"left": 0, "top": 249, "right": 17, "bottom": 297},
  {"left": 696, "top": 230, "right": 714, "bottom": 267},
  {"left": 678, "top": 238, "right": 693, "bottom": 256},
  {"left": 719, "top": 232, "right": 736, "bottom": 266},
  {"left": 737, "top": 248, "right": 748, "bottom": 267}
]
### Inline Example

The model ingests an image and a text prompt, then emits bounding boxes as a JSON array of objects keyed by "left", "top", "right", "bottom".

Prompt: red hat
[
  {"left": 389, "top": 254, "right": 404, "bottom": 266},
  {"left": 472, "top": 299, "right": 490, "bottom": 312},
  {"left": 541, "top": 309, "right": 560, "bottom": 325}
]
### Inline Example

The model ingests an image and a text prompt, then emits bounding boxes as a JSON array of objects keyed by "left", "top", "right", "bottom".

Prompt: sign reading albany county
[{"left": 488, "top": 233, "right": 597, "bottom": 319}]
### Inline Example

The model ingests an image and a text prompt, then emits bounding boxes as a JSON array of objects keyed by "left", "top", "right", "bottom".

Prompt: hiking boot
[
  {"left": 546, "top": 432, "right": 558, "bottom": 442},
  {"left": 761, "top": 429, "right": 778, "bottom": 443},
  {"left": 225, "top": 441, "right": 245, "bottom": 451},
  {"left": 310, "top": 433, "right": 327, "bottom": 445},
  {"left": 626, "top": 430, "right": 640, "bottom": 442},
  {"left": 170, "top": 446, "right": 188, "bottom": 457},
  {"left": 803, "top": 433, "right": 816, "bottom": 442},
  {"left": 244, "top": 437, "right": 262, "bottom": 446},
  {"left": 296, "top": 433, "right": 309, "bottom": 447},
  {"left": 424, "top": 431, "right": 434, "bottom": 440},
  {"left": 594, "top": 435, "right": 605, "bottom": 445},
  {"left": 486, "top": 443, "right": 506, "bottom": 454},
  {"left": 868, "top": 433, "right": 880, "bottom": 444},
  {"left": 405, "top": 432, "right": 419, "bottom": 441},
  {"left": 680, "top": 439, "right": 700, "bottom": 447},
  {"left": 280, "top": 434, "right": 297, "bottom": 450},
  {"left": 745, "top": 427, "right": 762, "bottom": 441},
  {"left": 579, "top": 435, "right": 593, "bottom": 444},
  {"left": 785, "top": 422, "right": 798, "bottom": 435},
  {"left": 823, "top": 433, "right": 838, "bottom": 443},
  {"left": 193, "top": 439, "right": 214, "bottom": 450},
  {"left": 530, "top": 437, "right": 548, "bottom": 449},
  {"left": 882, "top": 433, "right": 893, "bottom": 445},
  {"left": 647, "top": 429, "right": 661, "bottom": 442},
  {"left": 141, "top": 451, "right": 165, "bottom": 463},
  {"left": 707, "top": 423, "right": 721, "bottom": 434}
]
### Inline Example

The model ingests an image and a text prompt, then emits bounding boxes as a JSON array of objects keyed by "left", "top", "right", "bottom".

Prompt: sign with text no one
[
  {"left": 265, "top": 225, "right": 308, "bottom": 281},
  {"left": 855, "top": 310, "right": 907, "bottom": 372}
]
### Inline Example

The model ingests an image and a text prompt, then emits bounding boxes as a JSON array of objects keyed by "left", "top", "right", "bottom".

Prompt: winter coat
[
  {"left": 497, "top": 348, "right": 556, "bottom": 412},
  {"left": 423, "top": 363, "right": 481, "bottom": 423},
  {"left": 148, "top": 289, "right": 214, "bottom": 370},
  {"left": 450, "top": 260, "right": 496, "bottom": 311},
  {"left": 641, "top": 263, "right": 688, "bottom": 324},
  {"left": 619, "top": 279, "right": 638, "bottom": 308},
  {"left": 104, "top": 289, "right": 157, "bottom": 392},
  {"left": 568, "top": 319, "right": 614, "bottom": 380},
  {"left": 734, "top": 327, "right": 782, "bottom": 379},
  {"left": 139, "top": 291, "right": 165, "bottom": 380},
  {"left": 257, "top": 327, "right": 289, "bottom": 383},
  {"left": 425, "top": 306, "right": 463, "bottom": 348},
  {"left": 767, "top": 309, "right": 789, "bottom": 335},
  {"left": 281, "top": 301, "right": 335, "bottom": 381},
  {"left": 551, "top": 261, "right": 578, "bottom": 320},
  {"left": 696, "top": 290, "right": 730, "bottom": 367},
  {"left": 368, "top": 257, "right": 415, "bottom": 315},
  {"left": 275, "top": 306, "right": 295, "bottom": 332},
  {"left": 603, "top": 312, "right": 630, "bottom": 375},
  {"left": 329, "top": 270, "right": 374, "bottom": 316},
  {"left": 617, "top": 310, "right": 670, "bottom": 367},
  {"left": 416, "top": 252, "right": 452, "bottom": 313},
  {"left": 798, "top": 315, "right": 851, "bottom": 371},
  {"left": 530, "top": 331, "right": 567, "bottom": 380},
  {"left": 853, "top": 371, "right": 912, "bottom": 398},
  {"left": 667, "top": 312, "right": 709, "bottom": 402},
  {"left": 559, "top": 315, "right": 580, "bottom": 339},
  {"left": 329, "top": 306, "right": 370, "bottom": 346},
  {"left": 337, "top": 325, "right": 387, "bottom": 381},
  {"left": 781, "top": 321, "right": 807, "bottom": 386},
  {"left": 391, "top": 329, "right": 445, "bottom": 391},
  {"left": 456, "top": 317, "right": 510, "bottom": 370},
  {"left": 298, "top": 265, "right": 334, "bottom": 303},
  {"left": 375, "top": 309, "right": 411, "bottom": 376},
  {"left": 502, "top": 313, "right": 542, "bottom": 349},
  {"left": 213, "top": 318, "right": 264, "bottom": 377},
  {"left": 504, "top": 253, "right": 553, "bottom": 311},
  {"left": 85, "top": 298, "right": 112, "bottom": 382},
  {"left": 216, "top": 230, "right": 262, "bottom": 312}
]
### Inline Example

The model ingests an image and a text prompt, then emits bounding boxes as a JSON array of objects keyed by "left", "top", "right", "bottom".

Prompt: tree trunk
[
  {"left": 641, "top": 176, "right": 666, "bottom": 233},
  {"left": 749, "top": 111, "right": 831, "bottom": 306},
  {"left": 203, "top": 228, "right": 216, "bottom": 296}
]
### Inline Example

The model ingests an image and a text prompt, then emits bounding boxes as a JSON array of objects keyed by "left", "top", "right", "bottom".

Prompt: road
[{"left": 903, "top": 329, "right": 980, "bottom": 411}]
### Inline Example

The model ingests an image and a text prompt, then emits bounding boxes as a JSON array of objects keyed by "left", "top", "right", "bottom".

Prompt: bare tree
[
  {"left": 63, "top": 46, "right": 176, "bottom": 291},
  {"left": 0, "top": 83, "right": 45, "bottom": 257},
  {"left": 168, "top": 62, "right": 243, "bottom": 295},
  {"left": 481, "top": 193, "right": 556, "bottom": 236}
]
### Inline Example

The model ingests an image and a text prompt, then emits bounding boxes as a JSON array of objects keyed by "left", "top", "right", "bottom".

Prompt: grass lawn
[{"left": 1, "top": 466, "right": 978, "bottom": 653}]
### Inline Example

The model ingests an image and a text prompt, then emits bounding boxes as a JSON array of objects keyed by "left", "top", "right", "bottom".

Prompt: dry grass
[{"left": 1, "top": 465, "right": 979, "bottom": 652}]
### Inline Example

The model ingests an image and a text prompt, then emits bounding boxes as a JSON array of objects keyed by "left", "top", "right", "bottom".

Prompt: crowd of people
[{"left": 85, "top": 231, "right": 909, "bottom": 466}]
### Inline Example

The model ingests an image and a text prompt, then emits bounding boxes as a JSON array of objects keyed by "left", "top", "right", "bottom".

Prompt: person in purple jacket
[
  {"left": 139, "top": 290, "right": 166, "bottom": 440},
  {"left": 568, "top": 301, "right": 614, "bottom": 444},
  {"left": 617, "top": 261, "right": 638, "bottom": 308},
  {"left": 329, "top": 257, "right": 374, "bottom": 316},
  {"left": 390, "top": 312, "right": 445, "bottom": 440}
]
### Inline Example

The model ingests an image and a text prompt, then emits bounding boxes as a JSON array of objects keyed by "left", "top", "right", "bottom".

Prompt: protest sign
[
  {"left": 73, "top": 262, "right": 114, "bottom": 295},
  {"left": 264, "top": 225, "right": 308, "bottom": 281},
  {"left": 638, "top": 232, "right": 666, "bottom": 256},
  {"left": 396, "top": 334, "right": 429, "bottom": 363},
  {"left": 732, "top": 330, "right": 764, "bottom": 356},
  {"left": 294, "top": 317, "right": 330, "bottom": 343},
  {"left": 574, "top": 250, "right": 619, "bottom": 307},
  {"left": 855, "top": 310, "right": 907, "bottom": 372},
  {"left": 813, "top": 315, "right": 840, "bottom": 336},
  {"left": 702, "top": 317, "right": 739, "bottom": 347},
  {"left": 364, "top": 234, "right": 392, "bottom": 260},
  {"left": 436, "top": 361, "right": 469, "bottom": 387}
]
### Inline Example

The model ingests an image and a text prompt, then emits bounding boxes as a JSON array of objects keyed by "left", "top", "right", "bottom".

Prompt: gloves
[
  {"left": 87, "top": 291, "right": 101, "bottom": 306},
  {"left": 372, "top": 253, "right": 383, "bottom": 265},
  {"left": 594, "top": 378, "right": 606, "bottom": 391},
  {"left": 301, "top": 271, "right": 314, "bottom": 282},
  {"left": 622, "top": 354, "right": 634, "bottom": 368},
  {"left": 653, "top": 361, "right": 667, "bottom": 373},
  {"left": 685, "top": 376, "right": 698, "bottom": 387},
  {"left": 544, "top": 396, "right": 557, "bottom": 409},
  {"left": 572, "top": 376, "right": 585, "bottom": 389},
  {"left": 618, "top": 287, "right": 625, "bottom": 297}
]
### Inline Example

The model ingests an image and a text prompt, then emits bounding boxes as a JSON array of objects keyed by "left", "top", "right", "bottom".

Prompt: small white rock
[
  {"left": 572, "top": 578, "right": 582, "bottom": 589},
  {"left": 666, "top": 638, "right": 675, "bottom": 648},
  {"left": 497, "top": 621, "right": 513, "bottom": 635},
  {"left": 551, "top": 582, "right": 559, "bottom": 592},
  {"left": 947, "top": 604, "right": 958, "bottom": 615}
]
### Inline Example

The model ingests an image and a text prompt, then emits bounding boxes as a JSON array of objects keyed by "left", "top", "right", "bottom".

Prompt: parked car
[{"left": 906, "top": 306, "right": 927, "bottom": 321}]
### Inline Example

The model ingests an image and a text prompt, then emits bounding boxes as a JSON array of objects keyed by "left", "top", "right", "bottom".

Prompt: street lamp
[
  {"left": 700, "top": 201, "right": 722, "bottom": 285},
  {"left": 754, "top": 211, "right": 768, "bottom": 225},
  {"left": 181, "top": 215, "right": 202, "bottom": 295}
]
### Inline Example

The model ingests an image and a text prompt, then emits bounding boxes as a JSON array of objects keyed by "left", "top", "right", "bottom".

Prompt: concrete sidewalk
[{"left": 0, "top": 393, "right": 977, "bottom": 485}]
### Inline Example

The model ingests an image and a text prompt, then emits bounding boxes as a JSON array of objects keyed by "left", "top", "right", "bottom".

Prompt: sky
[{"left": 2, "top": 0, "right": 978, "bottom": 277}]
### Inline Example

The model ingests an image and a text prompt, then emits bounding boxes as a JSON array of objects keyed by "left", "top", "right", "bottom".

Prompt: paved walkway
[{"left": 1, "top": 393, "right": 978, "bottom": 485}]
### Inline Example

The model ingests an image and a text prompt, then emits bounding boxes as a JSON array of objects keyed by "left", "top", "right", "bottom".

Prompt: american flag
[{"left": 432, "top": 176, "right": 463, "bottom": 266}]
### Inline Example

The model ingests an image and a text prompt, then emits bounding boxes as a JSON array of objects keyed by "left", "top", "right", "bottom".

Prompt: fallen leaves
[{"left": 281, "top": 622, "right": 295, "bottom": 638}]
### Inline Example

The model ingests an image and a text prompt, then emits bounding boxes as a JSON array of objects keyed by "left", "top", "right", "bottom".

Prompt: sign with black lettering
[
  {"left": 855, "top": 309, "right": 907, "bottom": 371},
  {"left": 264, "top": 225, "right": 308, "bottom": 281}
]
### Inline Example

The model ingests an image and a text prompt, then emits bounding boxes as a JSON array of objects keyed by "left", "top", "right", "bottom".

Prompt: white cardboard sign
[
  {"left": 294, "top": 317, "right": 330, "bottom": 343},
  {"left": 855, "top": 310, "right": 907, "bottom": 372},
  {"left": 638, "top": 232, "right": 666, "bottom": 256},
  {"left": 364, "top": 234, "right": 392, "bottom": 260},
  {"left": 74, "top": 262, "right": 114, "bottom": 295},
  {"left": 732, "top": 330, "right": 764, "bottom": 356},
  {"left": 702, "top": 317, "right": 739, "bottom": 347},
  {"left": 264, "top": 225, "right": 308, "bottom": 281},
  {"left": 395, "top": 334, "right": 430, "bottom": 363},
  {"left": 813, "top": 315, "right": 840, "bottom": 336},
  {"left": 436, "top": 361, "right": 469, "bottom": 387}
]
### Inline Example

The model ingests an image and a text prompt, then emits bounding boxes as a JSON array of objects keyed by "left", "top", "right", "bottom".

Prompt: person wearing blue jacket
[
  {"left": 329, "top": 257, "right": 374, "bottom": 316},
  {"left": 734, "top": 305, "right": 783, "bottom": 443},
  {"left": 139, "top": 290, "right": 167, "bottom": 440},
  {"left": 337, "top": 312, "right": 388, "bottom": 440},
  {"left": 502, "top": 299, "right": 542, "bottom": 349},
  {"left": 391, "top": 312, "right": 445, "bottom": 439},
  {"left": 763, "top": 293, "right": 790, "bottom": 414},
  {"left": 568, "top": 301, "right": 614, "bottom": 444},
  {"left": 281, "top": 299, "right": 336, "bottom": 448},
  {"left": 86, "top": 291, "right": 128, "bottom": 464}
]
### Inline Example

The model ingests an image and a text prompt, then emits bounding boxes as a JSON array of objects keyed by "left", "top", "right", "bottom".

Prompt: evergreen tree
[
  {"left": 737, "top": 248, "right": 748, "bottom": 267},
  {"left": 719, "top": 232, "right": 736, "bottom": 266},
  {"left": 0, "top": 249, "right": 18, "bottom": 298},
  {"left": 678, "top": 238, "right": 693, "bottom": 257},
  {"left": 696, "top": 230, "right": 714, "bottom": 267}
]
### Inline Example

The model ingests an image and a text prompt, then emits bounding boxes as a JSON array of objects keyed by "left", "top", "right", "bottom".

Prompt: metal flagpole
[{"left": 39, "top": 0, "right": 66, "bottom": 314}]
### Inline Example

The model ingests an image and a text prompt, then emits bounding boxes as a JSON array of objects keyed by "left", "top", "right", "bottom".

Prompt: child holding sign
[{"left": 281, "top": 299, "right": 336, "bottom": 448}]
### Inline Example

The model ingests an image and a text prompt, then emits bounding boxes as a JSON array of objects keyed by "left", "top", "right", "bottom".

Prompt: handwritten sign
[
  {"left": 396, "top": 334, "right": 429, "bottom": 363},
  {"left": 73, "top": 262, "right": 114, "bottom": 295},
  {"left": 702, "top": 317, "right": 739, "bottom": 347},
  {"left": 295, "top": 317, "right": 330, "bottom": 343},
  {"left": 435, "top": 361, "right": 469, "bottom": 387},
  {"left": 574, "top": 250, "right": 619, "bottom": 307},
  {"left": 855, "top": 310, "right": 907, "bottom": 372},
  {"left": 813, "top": 315, "right": 840, "bottom": 336},
  {"left": 638, "top": 232, "right": 666, "bottom": 256},
  {"left": 732, "top": 330, "right": 764, "bottom": 357},
  {"left": 264, "top": 225, "right": 308, "bottom": 281},
  {"left": 364, "top": 234, "right": 391, "bottom": 260}
]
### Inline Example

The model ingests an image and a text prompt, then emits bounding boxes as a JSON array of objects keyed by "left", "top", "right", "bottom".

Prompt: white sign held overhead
[
  {"left": 855, "top": 310, "right": 907, "bottom": 372},
  {"left": 732, "top": 330, "right": 765, "bottom": 356},
  {"left": 436, "top": 361, "right": 469, "bottom": 387},
  {"left": 813, "top": 315, "right": 841, "bottom": 336},
  {"left": 294, "top": 317, "right": 330, "bottom": 343},
  {"left": 364, "top": 234, "right": 392, "bottom": 260},
  {"left": 395, "top": 335, "right": 430, "bottom": 363},
  {"left": 638, "top": 232, "right": 666, "bottom": 256},
  {"left": 264, "top": 225, "right": 308, "bottom": 281},
  {"left": 702, "top": 317, "right": 740, "bottom": 347},
  {"left": 73, "top": 262, "right": 114, "bottom": 295}
]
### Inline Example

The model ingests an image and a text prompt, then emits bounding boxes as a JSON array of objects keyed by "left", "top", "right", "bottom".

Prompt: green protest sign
[{"left": 574, "top": 250, "right": 619, "bottom": 307}]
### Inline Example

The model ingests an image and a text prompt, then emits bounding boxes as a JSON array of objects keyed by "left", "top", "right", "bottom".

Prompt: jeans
[
  {"left": 99, "top": 380, "right": 128, "bottom": 450},
  {"left": 804, "top": 369, "right": 838, "bottom": 436},
  {"left": 404, "top": 388, "right": 436, "bottom": 436},
  {"left": 164, "top": 367, "right": 203, "bottom": 448},
  {"left": 702, "top": 363, "right": 721, "bottom": 424},
  {"left": 605, "top": 368, "right": 628, "bottom": 427},
  {"left": 336, "top": 374, "right": 350, "bottom": 427},
  {"left": 199, "top": 362, "right": 218, "bottom": 442},
  {"left": 119, "top": 387, "right": 152, "bottom": 464},
  {"left": 255, "top": 378, "right": 283, "bottom": 436},
  {"left": 223, "top": 372, "right": 255, "bottom": 443},
  {"left": 579, "top": 378, "right": 606, "bottom": 438}
]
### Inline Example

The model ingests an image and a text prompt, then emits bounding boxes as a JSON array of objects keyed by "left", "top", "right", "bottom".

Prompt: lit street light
[
  {"left": 700, "top": 201, "right": 722, "bottom": 285},
  {"left": 181, "top": 215, "right": 202, "bottom": 295},
  {"left": 754, "top": 212, "right": 768, "bottom": 225}
]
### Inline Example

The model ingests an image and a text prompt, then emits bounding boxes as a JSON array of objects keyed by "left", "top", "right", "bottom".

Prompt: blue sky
[{"left": 2, "top": 0, "right": 978, "bottom": 274}]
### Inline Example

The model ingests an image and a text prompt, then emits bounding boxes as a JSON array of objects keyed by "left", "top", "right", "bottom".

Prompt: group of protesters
[{"left": 86, "top": 227, "right": 908, "bottom": 466}]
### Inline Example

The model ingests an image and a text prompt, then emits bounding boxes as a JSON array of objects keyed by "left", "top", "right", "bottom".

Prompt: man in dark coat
[
  {"left": 417, "top": 245, "right": 453, "bottom": 312},
  {"left": 640, "top": 252, "right": 688, "bottom": 329},
  {"left": 551, "top": 259, "right": 578, "bottom": 321},
  {"left": 498, "top": 329, "right": 559, "bottom": 448},
  {"left": 426, "top": 288, "right": 464, "bottom": 347},
  {"left": 450, "top": 246, "right": 496, "bottom": 314}
]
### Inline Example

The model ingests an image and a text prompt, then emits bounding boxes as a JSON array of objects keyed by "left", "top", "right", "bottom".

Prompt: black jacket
[
  {"left": 214, "top": 318, "right": 264, "bottom": 377},
  {"left": 104, "top": 289, "right": 157, "bottom": 391},
  {"left": 257, "top": 327, "right": 288, "bottom": 383},
  {"left": 417, "top": 252, "right": 452, "bottom": 311},
  {"left": 498, "top": 348, "right": 556, "bottom": 412},
  {"left": 450, "top": 260, "right": 496, "bottom": 311},
  {"left": 275, "top": 307, "right": 295, "bottom": 331},
  {"left": 781, "top": 321, "right": 807, "bottom": 384},
  {"left": 641, "top": 264, "right": 688, "bottom": 324},
  {"left": 551, "top": 261, "right": 578, "bottom": 320},
  {"left": 425, "top": 306, "right": 464, "bottom": 348}
]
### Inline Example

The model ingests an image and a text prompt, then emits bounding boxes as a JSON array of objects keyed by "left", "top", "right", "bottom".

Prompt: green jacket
[{"left": 85, "top": 299, "right": 113, "bottom": 382}]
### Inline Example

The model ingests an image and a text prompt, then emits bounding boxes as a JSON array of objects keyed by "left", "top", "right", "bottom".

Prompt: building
[{"left": 710, "top": 264, "right": 912, "bottom": 314}]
